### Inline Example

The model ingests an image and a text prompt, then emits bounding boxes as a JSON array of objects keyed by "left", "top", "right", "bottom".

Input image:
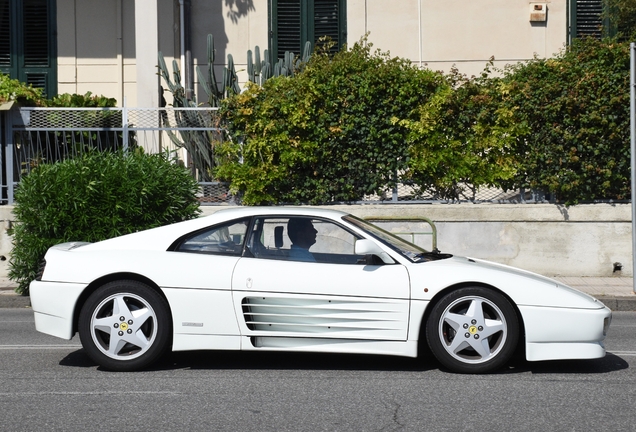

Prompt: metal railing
[
  {"left": 365, "top": 216, "right": 438, "bottom": 252},
  {"left": 2, "top": 107, "right": 230, "bottom": 205},
  {"left": 0, "top": 106, "right": 558, "bottom": 206}
]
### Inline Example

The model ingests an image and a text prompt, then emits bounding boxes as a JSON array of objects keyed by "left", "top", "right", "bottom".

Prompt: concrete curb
[{"left": 596, "top": 296, "right": 636, "bottom": 312}]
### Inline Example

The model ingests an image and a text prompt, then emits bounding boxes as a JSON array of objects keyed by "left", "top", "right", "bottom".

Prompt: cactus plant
[
  {"left": 157, "top": 51, "right": 218, "bottom": 181},
  {"left": 157, "top": 35, "right": 313, "bottom": 181}
]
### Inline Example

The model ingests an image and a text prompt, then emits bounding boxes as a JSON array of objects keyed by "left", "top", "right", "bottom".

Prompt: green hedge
[
  {"left": 397, "top": 66, "right": 524, "bottom": 200},
  {"left": 502, "top": 38, "right": 630, "bottom": 204},
  {"left": 9, "top": 151, "right": 201, "bottom": 295},
  {"left": 218, "top": 40, "right": 443, "bottom": 205},
  {"left": 217, "top": 37, "right": 630, "bottom": 205}
]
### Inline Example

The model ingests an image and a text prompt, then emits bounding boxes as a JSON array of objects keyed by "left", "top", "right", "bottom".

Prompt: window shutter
[
  {"left": 23, "top": 0, "right": 49, "bottom": 67},
  {"left": 271, "top": 0, "right": 346, "bottom": 61},
  {"left": 25, "top": 72, "right": 47, "bottom": 88},
  {"left": 313, "top": 0, "right": 340, "bottom": 52},
  {"left": 0, "top": 0, "right": 55, "bottom": 96},
  {"left": 275, "top": 0, "right": 302, "bottom": 59},
  {"left": 0, "top": 0, "right": 11, "bottom": 68},
  {"left": 574, "top": 0, "right": 603, "bottom": 38}
]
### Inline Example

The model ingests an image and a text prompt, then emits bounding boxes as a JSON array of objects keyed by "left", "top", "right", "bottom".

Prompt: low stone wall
[{"left": 0, "top": 203, "right": 631, "bottom": 278}]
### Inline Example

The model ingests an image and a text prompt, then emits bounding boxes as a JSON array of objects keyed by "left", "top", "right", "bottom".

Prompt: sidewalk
[{"left": 1, "top": 276, "right": 635, "bottom": 310}]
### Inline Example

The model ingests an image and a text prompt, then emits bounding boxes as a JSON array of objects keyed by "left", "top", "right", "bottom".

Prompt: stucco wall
[
  {"left": 56, "top": 0, "right": 570, "bottom": 107},
  {"left": 348, "top": 0, "right": 567, "bottom": 76}
]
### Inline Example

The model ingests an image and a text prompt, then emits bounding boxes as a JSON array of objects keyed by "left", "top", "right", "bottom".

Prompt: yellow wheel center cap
[
  {"left": 120, "top": 322, "right": 129, "bottom": 331},
  {"left": 469, "top": 326, "right": 478, "bottom": 334}
]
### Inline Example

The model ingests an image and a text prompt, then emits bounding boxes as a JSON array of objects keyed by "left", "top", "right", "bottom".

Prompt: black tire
[
  {"left": 78, "top": 280, "right": 171, "bottom": 371},
  {"left": 425, "top": 286, "right": 519, "bottom": 374}
]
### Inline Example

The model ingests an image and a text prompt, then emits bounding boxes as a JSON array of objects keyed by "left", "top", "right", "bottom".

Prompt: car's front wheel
[
  {"left": 426, "top": 287, "right": 519, "bottom": 374},
  {"left": 78, "top": 280, "right": 171, "bottom": 371}
]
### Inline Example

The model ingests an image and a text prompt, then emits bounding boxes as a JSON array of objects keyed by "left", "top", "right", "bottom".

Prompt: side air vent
[{"left": 241, "top": 296, "right": 405, "bottom": 336}]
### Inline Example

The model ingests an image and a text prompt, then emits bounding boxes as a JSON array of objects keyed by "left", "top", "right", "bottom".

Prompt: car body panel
[
  {"left": 231, "top": 258, "right": 411, "bottom": 341},
  {"left": 407, "top": 256, "right": 604, "bottom": 309},
  {"left": 163, "top": 288, "right": 240, "bottom": 336},
  {"left": 30, "top": 280, "right": 87, "bottom": 340}
]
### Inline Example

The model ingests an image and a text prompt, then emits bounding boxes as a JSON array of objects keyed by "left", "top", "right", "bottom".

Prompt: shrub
[
  {"left": 9, "top": 150, "right": 201, "bottom": 295},
  {"left": 217, "top": 37, "right": 629, "bottom": 205},
  {"left": 218, "top": 39, "right": 443, "bottom": 205},
  {"left": 397, "top": 65, "right": 524, "bottom": 200},
  {"left": 44, "top": 91, "right": 117, "bottom": 107},
  {"left": 0, "top": 73, "right": 43, "bottom": 106},
  {"left": 502, "top": 38, "right": 630, "bottom": 204}
]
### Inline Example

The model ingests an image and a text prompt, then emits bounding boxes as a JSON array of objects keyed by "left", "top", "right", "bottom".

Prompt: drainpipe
[
  {"left": 179, "top": 0, "right": 185, "bottom": 88},
  {"left": 117, "top": 0, "right": 124, "bottom": 106},
  {"left": 418, "top": 0, "right": 422, "bottom": 68},
  {"left": 178, "top": 0, "right": 193, "bottom": 99}
]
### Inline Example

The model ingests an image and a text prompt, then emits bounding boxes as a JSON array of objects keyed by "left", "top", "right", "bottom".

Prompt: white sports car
[{"left": 30, "top": 207, "right": 611, "bottom": 373}]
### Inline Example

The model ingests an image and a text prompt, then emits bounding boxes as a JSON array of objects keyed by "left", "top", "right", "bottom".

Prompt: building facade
[{"left": 0, "top": 0, "right": 605, "bottom": 107}]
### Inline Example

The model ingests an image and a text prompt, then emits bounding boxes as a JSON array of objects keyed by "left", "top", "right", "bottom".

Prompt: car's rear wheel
[
  {"left": 426, "top": 286, "right": 519, "bottom": 374},
  {"left": 78, "top": 280, "right": 171, "bottom": 371}
]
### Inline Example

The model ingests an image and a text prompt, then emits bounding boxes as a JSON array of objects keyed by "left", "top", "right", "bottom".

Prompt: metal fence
[
  {"left": 0, "top": 106, "right": 545, "bottom": 205},
  {"left": 1, "top": 107, "right": 230, "bottom": 205}
]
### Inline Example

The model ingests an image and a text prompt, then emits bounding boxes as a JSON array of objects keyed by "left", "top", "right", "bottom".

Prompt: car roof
[
  {"left": 79, "top": 206, "right": 351, "bottom": 252},
  {"left": 211, "top": 206, "right": 350, "bottom": 219}
]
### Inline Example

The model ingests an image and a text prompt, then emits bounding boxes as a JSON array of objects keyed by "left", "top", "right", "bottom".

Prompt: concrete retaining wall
[{"left": 0, "top": 203, "right": 631, "bottom": 279}]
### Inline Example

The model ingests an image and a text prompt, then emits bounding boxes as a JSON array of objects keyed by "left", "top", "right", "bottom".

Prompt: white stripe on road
[
  {"left": 0, "top": 344, "right": 82, "bottom": 349},
  {"left": 0, "top": 391, "right": 181, "bottom": 396},
  {"left": 609, "top": 351, "right": 636, "bottom": 356}
]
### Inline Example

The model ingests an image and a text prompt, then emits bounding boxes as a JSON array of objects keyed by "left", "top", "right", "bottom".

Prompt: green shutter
[
  {"left": 0, "top": 0, "right": 55, "bottom": 96},
  {"left": 270, "top": 0, "right": 346, "bottom": 61},
  {"left": 313, "top": 0, "right": 340, "bottom": 52},
  {"left": 274, "top": 0, "right": 302, "bottom": 59},
  {"left": 0, "top": 0, "right": 12, "bottom": 69},
  {"left": 23, "top": 0, "right": 50, "bottom": 67},
  {"left": 570, "top": 0, "right": 604, "bottom": 39}
]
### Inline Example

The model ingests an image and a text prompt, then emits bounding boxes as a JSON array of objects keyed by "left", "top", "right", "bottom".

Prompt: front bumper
[{"left": 520, "top": 304, "right": 612, "bottom": 361}]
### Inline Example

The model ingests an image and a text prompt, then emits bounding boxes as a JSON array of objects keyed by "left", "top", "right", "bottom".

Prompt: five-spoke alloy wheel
[
  {"left": 426, "top": 287, "right": 519, "bottom": 374},
  {"left": 79, "top": 280, "right": 171, "bottom": 371}
]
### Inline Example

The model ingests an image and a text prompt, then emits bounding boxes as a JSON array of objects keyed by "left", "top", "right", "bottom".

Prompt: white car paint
[{"left": 30, "top": 206, "right": 611, "bottom": 369}]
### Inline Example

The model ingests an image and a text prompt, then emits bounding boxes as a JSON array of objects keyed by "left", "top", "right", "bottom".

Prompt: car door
[{"left": 231, "top": 216, "right": 411, "bottom": 342}]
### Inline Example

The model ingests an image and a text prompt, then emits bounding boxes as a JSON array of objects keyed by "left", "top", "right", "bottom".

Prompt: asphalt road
[{"left": 1, "top": 308, "right": 635, "bottom": 431}]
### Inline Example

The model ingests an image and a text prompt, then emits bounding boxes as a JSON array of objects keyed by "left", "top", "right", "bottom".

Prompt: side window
[
  {"left": 175, "top": 219, "right": 249, "bottom": 256},
  {"left": 247, "top": 216, "right": 362, "bottom": 264}
]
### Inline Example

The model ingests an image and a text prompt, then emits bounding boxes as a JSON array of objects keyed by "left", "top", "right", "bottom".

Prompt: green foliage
[
  {"left": 44, "top": 92, "right": 117, "bottom": 107},
  {"left": 158, "top": 34, "right": 313, "bottom": 182},
  {"left": 9, "top": 151, "right": 201, "bottom": 295},
  {"left": 605, "top": 0, "right": 636, "bottom": 38},
  {"left": 397, "top": 65, "right": 525, "bottom": 200},
  {"left": 501, "top": 37, "right": 630, "bottom": 204},
  {"left": 0, "top": 73, "right": 43, "bottom": 106},
  {"left": 218, "top": 39, "right": 443, "bottom": 205},
  {"left": 0, "top": 74, "right": 118, "bottom": 108}
]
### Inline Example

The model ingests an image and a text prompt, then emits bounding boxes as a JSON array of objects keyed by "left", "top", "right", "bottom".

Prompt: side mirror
[{"left": 354, "top": 239, "right": 394, "bottom": 264}]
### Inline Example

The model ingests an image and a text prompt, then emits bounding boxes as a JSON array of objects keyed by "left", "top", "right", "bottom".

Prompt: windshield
[{"left": 343, "top": 215, "right": 451, "bottom": 263}]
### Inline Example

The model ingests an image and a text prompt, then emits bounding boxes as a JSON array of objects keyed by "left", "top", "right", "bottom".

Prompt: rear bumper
[{"left": 30, "top": 280, "right": 87, "bottom": 340}]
